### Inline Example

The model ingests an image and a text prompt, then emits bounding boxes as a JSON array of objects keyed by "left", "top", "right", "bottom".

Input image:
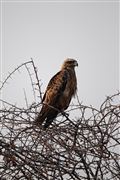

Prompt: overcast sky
[{"left": 0, "top": 0, "right": 119, "bottom": 108}]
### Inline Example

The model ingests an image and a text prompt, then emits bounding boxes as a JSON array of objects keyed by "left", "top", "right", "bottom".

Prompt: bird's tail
[
  {"left": 33, "top": 113, "right": 46, "bottom": 126},
  {"left": 43, "top": 118, "right": 53, "bottom": 129},
  {"left": 43, "top": 111, "right": 58, "bottom": 129}
]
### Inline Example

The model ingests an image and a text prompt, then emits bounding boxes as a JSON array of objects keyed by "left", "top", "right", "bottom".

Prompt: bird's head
[{"left": 62, "top": 58, "right": 78, "bottom": 69}]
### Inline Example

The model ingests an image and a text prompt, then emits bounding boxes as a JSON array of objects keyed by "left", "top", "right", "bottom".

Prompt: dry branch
[{"left": 0, "top": 60, "right": 120, "bottom": 179}]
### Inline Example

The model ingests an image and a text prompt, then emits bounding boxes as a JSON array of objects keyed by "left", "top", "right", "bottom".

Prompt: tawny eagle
[{"left": 35, "top": 58, "right": 78, "bottom": 129}]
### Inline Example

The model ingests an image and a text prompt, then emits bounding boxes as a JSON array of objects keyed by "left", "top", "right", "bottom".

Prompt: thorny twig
[{"left": 0, "top": 59, "right": 120, "bottom": 179}]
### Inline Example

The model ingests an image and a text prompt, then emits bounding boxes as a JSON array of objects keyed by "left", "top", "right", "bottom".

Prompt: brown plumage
[{"left": 35, "top": 58, "right": 78, "bottom": 129}]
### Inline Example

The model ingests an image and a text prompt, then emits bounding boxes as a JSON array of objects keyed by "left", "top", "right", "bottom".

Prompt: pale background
[{"left": 0, "top": 0, "right": 119, "bottom": 108}]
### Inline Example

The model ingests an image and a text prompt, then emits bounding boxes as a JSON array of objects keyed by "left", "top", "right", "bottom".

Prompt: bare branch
[{"left": 0, "top": 60, "right": 120, "bottom": 179}]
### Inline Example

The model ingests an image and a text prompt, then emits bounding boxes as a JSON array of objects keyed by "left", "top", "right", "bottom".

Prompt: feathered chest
[{"left": 63, "top": 69, "right": 77, "bottom": 98}]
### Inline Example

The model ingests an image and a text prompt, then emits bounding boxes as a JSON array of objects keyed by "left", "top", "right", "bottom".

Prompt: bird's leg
[{"left": 62, "top": 111, "right": 69, "bottom": 117}]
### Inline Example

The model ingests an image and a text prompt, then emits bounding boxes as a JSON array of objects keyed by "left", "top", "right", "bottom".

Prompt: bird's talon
[{"left": 62, "top": 112, "right": 69, "bottom": 117}]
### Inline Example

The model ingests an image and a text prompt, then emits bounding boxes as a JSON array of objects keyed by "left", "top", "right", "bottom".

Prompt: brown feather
[{"left": 34, "top": 58, "right": 78, "bottom": 129}]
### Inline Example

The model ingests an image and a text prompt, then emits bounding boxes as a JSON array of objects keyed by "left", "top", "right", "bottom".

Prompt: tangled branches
[{"left": 0, "top": 60, "right": 120, "bottom": 179}]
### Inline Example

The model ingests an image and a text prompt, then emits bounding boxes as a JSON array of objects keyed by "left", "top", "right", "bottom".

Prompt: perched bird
[{"left": 35, "top": 58, "right": 78, "bottom": 129}]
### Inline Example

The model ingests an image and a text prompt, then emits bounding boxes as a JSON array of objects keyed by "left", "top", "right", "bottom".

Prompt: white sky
[{"left": 0, "top": 0, "right": 119, "bottom": 108}]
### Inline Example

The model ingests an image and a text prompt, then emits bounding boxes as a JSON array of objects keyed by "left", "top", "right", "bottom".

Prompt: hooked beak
[{"left": 75, "top": 61, "right": 78, "bottom": 67}]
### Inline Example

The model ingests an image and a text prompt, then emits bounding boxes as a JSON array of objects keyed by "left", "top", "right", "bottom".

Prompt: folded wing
[{"left": 35, "top": 70, "right": 68, "bottom": 128}]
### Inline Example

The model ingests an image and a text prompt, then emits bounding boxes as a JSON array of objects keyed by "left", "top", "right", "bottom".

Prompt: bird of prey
[{"left": 35, "top": 58, "right": 78, "bottom": 129}]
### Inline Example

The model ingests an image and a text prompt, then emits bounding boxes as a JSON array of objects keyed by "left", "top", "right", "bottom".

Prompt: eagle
[{"left": 35, "top": 58, "right": 78, "bottom": 129}]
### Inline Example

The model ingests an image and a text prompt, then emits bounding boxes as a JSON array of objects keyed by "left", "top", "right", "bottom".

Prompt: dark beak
[{"left": 75, "top": 61, "right": 78, "bottom": 66}]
